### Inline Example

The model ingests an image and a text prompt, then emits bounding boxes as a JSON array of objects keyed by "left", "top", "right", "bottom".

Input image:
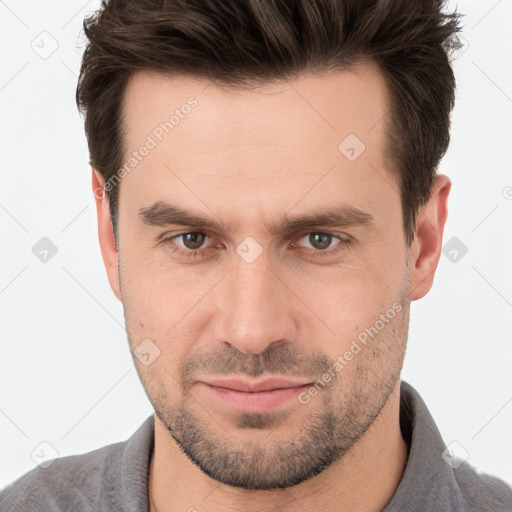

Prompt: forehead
[
  {"left": 121, "top": 61, "right": 390, "bottom": 154},
  {"left": 118, "top": 62, "right": 398, "bottom": 233}
]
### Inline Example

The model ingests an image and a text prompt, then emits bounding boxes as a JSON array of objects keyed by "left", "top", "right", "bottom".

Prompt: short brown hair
[{"left": 76, "top": 0, "right": 463, "bottom": 248}]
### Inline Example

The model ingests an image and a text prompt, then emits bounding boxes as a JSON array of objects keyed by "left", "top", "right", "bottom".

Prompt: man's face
[{"left": 110, "top": 63, "right": 412, "bottom": 489}]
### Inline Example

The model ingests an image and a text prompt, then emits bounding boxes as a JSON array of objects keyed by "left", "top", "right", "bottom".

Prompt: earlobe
[
  {"left": 92, "top": 168, "right": 122, "bottom": 301},
  {"left": 409, "top": 174, "right": 451, "bottom": 301}
]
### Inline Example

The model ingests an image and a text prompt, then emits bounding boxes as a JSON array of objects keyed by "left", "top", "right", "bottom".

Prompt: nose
[{"left": 213, "top": 249, "right": 299, "bottom": 354}]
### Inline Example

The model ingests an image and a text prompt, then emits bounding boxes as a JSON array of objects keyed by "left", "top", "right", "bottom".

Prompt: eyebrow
[{"left": 138, "top": 200, "right": 376, "bottom": 235}]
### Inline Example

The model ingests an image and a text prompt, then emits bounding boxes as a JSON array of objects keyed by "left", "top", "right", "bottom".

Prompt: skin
[{"left": 92, "top": 61, "right": 450, "bottom": 512}]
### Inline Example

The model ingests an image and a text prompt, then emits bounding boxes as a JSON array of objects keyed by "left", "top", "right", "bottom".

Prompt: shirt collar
[
  {"left": 382, "top": 380, "right": 468, "bottom": 511},
  {"left": 121, "top": 414, "right": 154, "bottom": 512}
]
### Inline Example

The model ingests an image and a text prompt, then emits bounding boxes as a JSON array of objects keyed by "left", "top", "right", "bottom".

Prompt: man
[{"left": 1, "top": 0, "right": 511, "bottom": 511}]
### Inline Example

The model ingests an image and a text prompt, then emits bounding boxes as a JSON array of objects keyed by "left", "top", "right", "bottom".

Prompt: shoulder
[
  {"left": 454, "top": 460, "right": 512, "bottom": 511},
  {"left": 0, "top": 440, "right": 126, "bottom": 512},
  {"left": 394, "top": 382, "right": 512, "bottom": 512}
]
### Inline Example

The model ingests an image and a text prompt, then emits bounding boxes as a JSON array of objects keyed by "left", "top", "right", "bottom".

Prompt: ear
[
  {"left": 92, "top": 168, "right": 122, "bottom": 301},
  {"left": 409, "top": 174, "right": 451, "bottom": 301}
]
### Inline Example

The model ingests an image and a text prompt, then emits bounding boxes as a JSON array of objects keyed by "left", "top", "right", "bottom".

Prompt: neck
[{"left": 148, "top": 380, "right": 408, "bottom": 512}]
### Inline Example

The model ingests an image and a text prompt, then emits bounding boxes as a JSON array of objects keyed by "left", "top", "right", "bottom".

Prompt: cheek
[
  {"left": 291, "top": 252, "right": 404, "bottom": 349},
  {"left": 126, "top": 312, "right": 195, "bottom": 397},
  {"left": 120, "top": 246, "right": 189, "bottom": 321},
  {"left": 120, "top": 257, "right": 206, "bottom": 367}
]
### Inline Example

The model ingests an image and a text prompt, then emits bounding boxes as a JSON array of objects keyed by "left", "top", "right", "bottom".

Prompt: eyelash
[{"left": 160, "top": 231, "right": 351, "bottom": 260}]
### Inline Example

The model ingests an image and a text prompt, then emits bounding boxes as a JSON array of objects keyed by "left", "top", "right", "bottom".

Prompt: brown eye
[
  {"left": 292, "top": 232, "right": 351, "bottom": 258},
  {"left": 176, "top": 232, "right": 209, "bottom": 250}
]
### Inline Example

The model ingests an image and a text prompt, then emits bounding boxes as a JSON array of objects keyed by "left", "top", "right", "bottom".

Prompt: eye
[
  {"left": 299, "top": 233, "right": 333, "bottom": 251},
  {"left": 161, "top": 231, "right": 218, "bottom": 260},
  {"left": 173, "top": 232, "right": 209, "bottom": 250},
  {"left": 294, "top": 231, "right": 350, "bottom": 256},
  {"left": 160, "top": 230, "right": 350, "bottom": 262}
]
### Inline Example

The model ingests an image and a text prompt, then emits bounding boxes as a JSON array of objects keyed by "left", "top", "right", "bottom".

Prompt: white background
[{"left": 1, "top": 0, "right": 511, "bottom": 491}]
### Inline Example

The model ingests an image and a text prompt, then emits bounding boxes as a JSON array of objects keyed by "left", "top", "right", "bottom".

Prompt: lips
[
  {"left": 198, "top": 377, "right": 313, "bottom": 413},
  {"left": 201, "top": 377, "right": 312, "bottom": 392}
]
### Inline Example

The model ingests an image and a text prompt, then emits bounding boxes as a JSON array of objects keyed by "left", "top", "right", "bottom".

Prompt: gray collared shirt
[{"left": 1, "top": 380, "right": 511, "bottom": 511}]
